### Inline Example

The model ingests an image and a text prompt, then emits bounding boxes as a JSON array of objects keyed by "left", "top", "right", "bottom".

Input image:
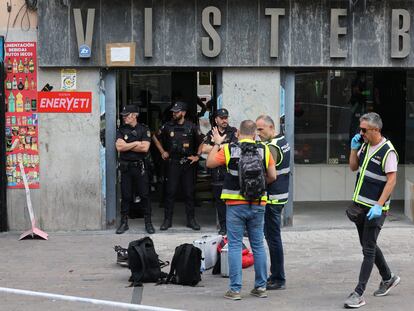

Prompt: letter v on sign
[{"left": 73, "top": 8, "right": 95, "bottom": 58}]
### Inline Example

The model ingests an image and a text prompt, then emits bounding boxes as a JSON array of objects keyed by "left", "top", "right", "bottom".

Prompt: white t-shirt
[{"left": 358, "top": 137, "right": 398, "bottom": 173}]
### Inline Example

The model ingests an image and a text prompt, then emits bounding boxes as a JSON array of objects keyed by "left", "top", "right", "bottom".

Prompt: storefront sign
[
  {"left": 37, "top": 91, "right": 92, "bottom": 113},
  {"left": 4, "top": 42, "right": 40, "bottom": 189}
]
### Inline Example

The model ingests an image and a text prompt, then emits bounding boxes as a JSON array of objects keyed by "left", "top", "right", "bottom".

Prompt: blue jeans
[
  {"left": 226, "top": 204, "right": 267, "bottom": 292},
  {"left": 264, "top": 204, "right": 286, "bottom": 286}
]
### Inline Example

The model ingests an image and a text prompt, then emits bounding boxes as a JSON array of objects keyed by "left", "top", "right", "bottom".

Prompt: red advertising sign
[
  {"left": 4, "top": 42, "right": 40, "bottom": 189},
  {"left": 37, "top": 92, "right": 92, "bottom": 113}
]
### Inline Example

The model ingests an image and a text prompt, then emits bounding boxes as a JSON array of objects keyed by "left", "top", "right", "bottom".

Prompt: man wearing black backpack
[
  {"left": 206, "top": 120, "right": 276, "bottom": 300},
  {"left": 256, "top": 115, "right": 290, "bottom": 291}
]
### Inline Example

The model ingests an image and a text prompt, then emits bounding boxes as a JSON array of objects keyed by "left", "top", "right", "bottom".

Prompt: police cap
[
  {"left": 170, "top": 101, "right": 187, "bottom": 112},
  {"left": 215, "top": 108, "right": 229, "bottom": 118},
  {"left": 120, "top": 105, "right": 139, "bottom": 116}
]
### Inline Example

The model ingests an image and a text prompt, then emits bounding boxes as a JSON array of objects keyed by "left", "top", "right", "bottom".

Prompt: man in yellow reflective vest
[
  {"left": 344, "top": 112, "right": 400, "bottom": 309},
  {"left": 256, "top": 115, "right": 290, "bottom": 291},
  {"left": 206, "top": 120, "right": 276, "bottom": 300}
]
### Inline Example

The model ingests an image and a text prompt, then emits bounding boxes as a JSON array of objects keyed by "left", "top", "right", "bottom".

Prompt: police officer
[
  {"left": 202, "top": 108, "right": 237, "bottom": 235},
  {"left": 256, "top": 115, "right": 290, "bottom": 291},
  {"left": 116, "top": 105, "right": 154, "bottom": 234},
  {"left": 152, "top": 102, "right": 203, "bottom": 230}
]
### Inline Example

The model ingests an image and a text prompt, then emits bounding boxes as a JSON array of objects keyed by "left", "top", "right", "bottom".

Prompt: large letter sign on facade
[
  {"left": 330, "top": 9, "right": 348, "bottom": 58},
  {"left": 73, "top": 8, "right": 95, "bottom": 58},
  {"left": 265, "top": 8, "right": 285, "bottom": 58},
  {"left": 391, "top": 9, "right": 410, "bottom": 58},
  {"left": 201, "top": 6, "right": 221, "bottom": 58}
]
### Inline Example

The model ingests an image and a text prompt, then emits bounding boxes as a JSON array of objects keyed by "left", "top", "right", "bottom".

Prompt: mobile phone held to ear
[{"left": 358, "top": 135, "right": 364, "bottom": 144}]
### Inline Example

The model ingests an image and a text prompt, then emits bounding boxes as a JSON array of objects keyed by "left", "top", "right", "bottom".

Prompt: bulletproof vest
[
  {"left": 119, "top": 125, "right": 148, "bottom": 161},
  {"left": 353, "top": 139, "right": 397, "bottom": 211},
  {"left": 165, "top": 122, "right": 195, "bottom": 158}
]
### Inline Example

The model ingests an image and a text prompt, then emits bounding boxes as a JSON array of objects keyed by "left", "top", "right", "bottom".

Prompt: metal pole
[
  {"left": 282, "top": 70, "right": 295, "bottom": 226},
  {"left": 0, "top": 35, "right": 8, "bottom": 232}
]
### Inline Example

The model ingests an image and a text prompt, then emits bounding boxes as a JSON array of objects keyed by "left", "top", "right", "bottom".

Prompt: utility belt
[
  {"left": 169, "top": 156, "right": 191, "bottom": 165},
  {"left": 119, "top": 159, "right": 146, "bottom": 174}
]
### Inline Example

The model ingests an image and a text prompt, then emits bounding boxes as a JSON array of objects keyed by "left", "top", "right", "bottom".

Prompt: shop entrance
[{"left": 114, "top": 69, "right": 219, "bottom": 228}]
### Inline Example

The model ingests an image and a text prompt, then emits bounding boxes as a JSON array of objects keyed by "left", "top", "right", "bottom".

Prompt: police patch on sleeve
[
  {"left": 124, "top": 135, "right": 128, "bottom": 140},
  {"left": 147, "top": 130, "right": 151, "bottom": 137}
]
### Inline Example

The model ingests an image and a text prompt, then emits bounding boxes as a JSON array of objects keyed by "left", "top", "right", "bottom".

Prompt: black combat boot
[
  {"left": 187, "top": 217, "right": 201, "bottom": 231},
  {"left": 116, "top": 215, "right": 129, "bottom": 234},
  {"left": 160, "top": 218, "right": 172, "bottom": 231},
  {"left": 145, "top": 216, "right": 155, "bottom": 234}
]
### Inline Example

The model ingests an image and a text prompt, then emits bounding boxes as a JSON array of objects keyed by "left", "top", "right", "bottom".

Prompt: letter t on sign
[
  {"left": 330, "top": 9, "right": 347, "bottom": 58},
  {"left": 265, "top": 8, "right": 285, "bottom": 58}
]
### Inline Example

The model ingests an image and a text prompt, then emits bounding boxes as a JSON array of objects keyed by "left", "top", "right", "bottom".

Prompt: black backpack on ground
[
  {"left": 127, "top": 237, "right": 168, "bottom": 286},
  {"left": 166, "top": 243, "right": 202, "bottom": 286},
  {"left": 238, "top": 143, "right": 266, "bottom": 201}
]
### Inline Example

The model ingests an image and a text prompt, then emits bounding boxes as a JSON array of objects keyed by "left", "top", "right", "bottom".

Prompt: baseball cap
[
  {"left": 170, "top": 101, "right": 187, "bottom": 112},
  {"left": 120, "top": 105, "right": 139, "bottom": 116},
  {"left": 215, "top": 108, "right": 229, "bottom": 117}
]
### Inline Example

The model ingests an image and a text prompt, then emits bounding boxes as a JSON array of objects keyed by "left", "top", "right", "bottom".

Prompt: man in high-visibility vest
[
  {"left": 344, "top": 112, "right": 400, "bottom": 309},
  {"left": 256, "top": 115, "right": 290, "bottom": 291},
  {"left": 206, "top": 120, "right": 276, "bottom": 300}
]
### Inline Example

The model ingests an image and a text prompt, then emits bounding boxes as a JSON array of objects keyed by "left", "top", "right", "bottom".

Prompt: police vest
[
  {"left": 266, "top": 135, "right": 291, "bottom": 205},
  {"left": 220, "top": 139, "right": 269, "bottom": 202},
  {"left": 352, "top": 140, "right": 398, "bottom": 211},
  {"left": 118, "top": 124, "right": 149, "bottom": 161},
  {"left": 164, "top": 121, "right": 196, "bottom": 158}
]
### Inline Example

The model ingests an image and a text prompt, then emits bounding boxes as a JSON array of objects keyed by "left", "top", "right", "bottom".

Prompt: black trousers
[
  {"left": 120, "top": 166, "right": 151, "bottom": 219},
  {"left": 212, "top": 184, "right": 226, "bottom": 229},
  {"left": 354, "top": 210, "right": 391, "bottom": 295},
  {"left": 164, "top": 159, "right": 196, "bottom": 220}
]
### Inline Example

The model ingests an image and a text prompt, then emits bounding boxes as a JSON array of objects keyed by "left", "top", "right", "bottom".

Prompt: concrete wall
[
  {"left": 294, "top": 164, "right": 409, "bottom": 202},
  {"left": 222, "top": 68, "right": 280, "bottom": 128},
  {"left": 7, "top": 68, "right": 103, "bottom": 231},
  {"left": 0, "top": 0, "right": 37, "bottom": 31}
]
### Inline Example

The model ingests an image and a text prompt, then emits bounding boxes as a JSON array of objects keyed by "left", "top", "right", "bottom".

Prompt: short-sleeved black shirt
[
  {"left": 116, "top": 123, "right": 151, "bottom": 161},
  {"left": 157, "top": 120, "right": 203, "bottom": 158},
  {"left": 204, "top": 126, "right": 238, "bottom": 146}
]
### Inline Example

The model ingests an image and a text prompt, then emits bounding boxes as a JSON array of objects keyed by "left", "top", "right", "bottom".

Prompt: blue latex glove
[
  {"left": 367, "top": 204, "right": 383, "bottom": 220},
  {"left": 351, "top": 134, "right": 362, "bottom": 150}
]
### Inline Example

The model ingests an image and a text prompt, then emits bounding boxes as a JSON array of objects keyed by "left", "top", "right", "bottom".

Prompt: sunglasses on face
[
  {"left": 218, "top": 116, "right": 228, "bottom": 120},
  {"left": 359, "top": 127, "right": 374, "bottom": 133}
]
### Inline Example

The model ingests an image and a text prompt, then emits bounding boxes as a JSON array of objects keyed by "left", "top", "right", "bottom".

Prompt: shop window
[{"left": 295, "top": 70, "right": 407, "bottom": 165}]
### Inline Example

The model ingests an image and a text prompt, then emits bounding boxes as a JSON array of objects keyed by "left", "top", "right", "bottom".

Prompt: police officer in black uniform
[
  {"left": 116, "top": 105, "right": 154, "bottom": 234},
  {"left": 202, "top": 108, "right": 237, "bottom": 235},
  {"left": 152, "top": 102, "right": 203, "bottom": 231}
]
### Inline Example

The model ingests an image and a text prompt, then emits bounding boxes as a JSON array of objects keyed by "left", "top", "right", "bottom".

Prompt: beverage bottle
[
  {"left": 25, "top": 97, "right": 31, "bottom": 112},
  {"left": 29, "top": 58, "right": 35, "bottom": 73},
  {"left": 12, "top": 58, "right": 17, "bottom": 73},
  {"left": 8, "top": 93, "right": 15, "bottom": 112},
  {"left": 5, "top": 79, "right": 12, "bottom": 90},
  {"left": 16, "top": 92, "right": 24, "bottom": 112},
  {"left": 7, "top": 58, "right": 12, "bottom": 73},
  {"left": 12, "top": 76, "right": 17, "bottom": 89},
  {"left": 24, "top": 76, "right": 29, "bottom": 90},
  {"left": 30, "top": 78, "right": 35, "bottom": 90},
  {"left": 31, "top": 99, "right": 37, "bottom": 111},
  {"left": 18, "top": 59, "right": 24, "bottom": 73},
  {"left": 17, "top": 78, "right": 24, "bottom": 90},
  {"left": 23, "top": 58, "right": 29, "bottom": 73}
]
